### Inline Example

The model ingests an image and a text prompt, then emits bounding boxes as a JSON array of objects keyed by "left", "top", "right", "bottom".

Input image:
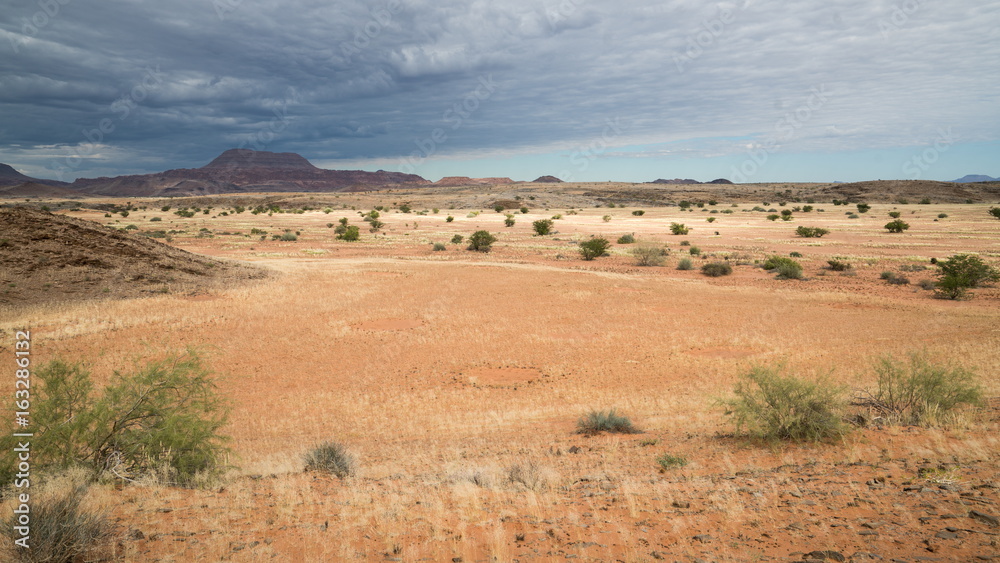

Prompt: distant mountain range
[
  {"left": 0, "top": 149, "right": 429, "bottom": 197},
  {"left": 952, "top": 174, "right": 999, "bottom": 183}
]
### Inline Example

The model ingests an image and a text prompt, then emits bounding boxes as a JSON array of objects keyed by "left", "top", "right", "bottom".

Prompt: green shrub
[
  {"left": 532, "top": 219, "right": 553, "bottom": 235},
  {"left": 934, "top": 254, "right": 1000, "bottom": 299},
  {"left": 688, "top": 246, "right": 700, "bottom": 256},
  {"left": 504, "top": 214, "right": 515, "bottom": 227},
  {"left": 847, "top": 213, "right": 859, "bottom": 219},
  {"left": 520, "top": 207, "right": 529, "bottom": 214},
  {"left": 884, "top": 219, "right": 910, "bottom": 233},
  {"left": 802, "top": 205, "right": 813, "bottom": 212},
  {"left": 780, "top": 209, "right": 793, "bottom": 218},
  {"left": 701, "top": 262, "right": 732, "bottom": 277},
  {"left": 432, "top": 242, "right": 446, "bottom": 251},
  {"left": 989, "top": 207, "right": 1000, "bottom": 220},
  {"left": 888, "top": 211, "right": 901, "bottom": 218},
  {"left": 706, "top": 217, "right": 716, "bottom": 223},
  {"left": 337, "top": 225, "right": 359, "bottom": 241},
  {"left": 937, "top": 213, "right": 948, "bottom": 219},
  {"left": 468, "top": 230, "right": 497, "bottom": 252},
  {"left": 632, "top": 210, "right": 645, "bottom": 216},
  {"left": 631, "top": 243, "right": 666, "bottom": 266},
  {"left": 578, "top": 237, "right": 611, "bottom": 260},
  {"left": 160, "top": 205, "right": 171, "bottom": 212},
  {"left": 827, "top": 259, "right": 851, "bottom": 271},
  {"left": 1, "top": 481, "right": 112, "bottom": 563},
  {"left": 656, "top": 454, "right": 688, "bottom": 472},
  {"left": 494, "top": 204, "right": 505, "bottom": 213},
  {"left": 303, "top": 442, "right": 355, "bottom": 478},
  {"left": 882, "top": 272, "right": 909, "bottom": 285},
  {"left": 919, "top": 198, "right": 931, "bottom": 205},
  {"left": 0, "top": 352, "right": 230, "bottom": 488},
  {"left": 917, "top": 278, "right": 936, "bottom": 290},
  {"left": 766, "top": 214, "right": 780, "bottom": 221},
  {"left": 677, "top": 258, "right": 693, "bottom": 270},
  {"left": 446, "top": 215, "right": 454, "bottom": 222},
  {"left": 763, "top": 256, "right": 802, "bottom": 280},
  {"left": 617, "top": 233, "right": 635, "bottom": 244},
  {"left": 789, "top": 251, "right": 802, "bottom": 258},
  {"left": 856, "top": 203, "right": 870, "bottom": 213},
  {"left": 450, "top": 234, "right": 464, "bottom": 244},
  {"left": 796, "top": 226, "right": 829, "bottom": 238},
  {"left": 399, "top": 203, "right": 411, "bottom": 213},
  {"left": 670, "top": 223, "right": 689, "bottom": 235},
  {"left": 576, "top": 409, "right": 640, "bottom": 435},
  {"left": 862, "top": 354, "right": 983, "bottom": 426},
  {"left": 150, "top": 216, "right": 162, "bottom": 222},
  {"left": 721, "top": 366, "right": 848, "bottom": 442},
  {"left": 280, "top": 231, "right": 298, "bottom": 241},
  {"left": 602, "top": 214, "right": 611, "bottom": 222}
]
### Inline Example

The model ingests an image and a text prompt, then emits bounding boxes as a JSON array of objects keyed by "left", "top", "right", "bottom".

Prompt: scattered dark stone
[
  {"left": 806, "top": 550, "right": 846, "bottom": 561},
  {"left": 568, "top": 446, "right": 581, "bottom": 454},
  {"left": 692, "top": 534, "right": 712, "bottom": 543},
  {"left": 859, "top": 530, "right": 879, "bottom": 536},
  {"left": 452, "top": 558, "right": 462, "bottom": 562},
  {"left": 650, "top": 551, "right": 666, "bottom": 560},
  {"left": 129, "top": 529, "right": 145, "bottom": 540},
  {"left": 862, "top": 521, "right": 885, "bottom": 529},
  {"left": 970, "top": 510, "right": 1000, "bottom": 527},
  {"left": 934, "top": 531, "right": 959, "bottom": 540},
  {"left": 850, "top": 553, "right": 882, "bottom": 560},
  {"left": 672, "top": 501, "right": 691, "bottom": 508}
]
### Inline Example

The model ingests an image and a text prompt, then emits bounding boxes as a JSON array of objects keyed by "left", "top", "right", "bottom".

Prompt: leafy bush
[
  {"left": 856, "top": 203, "right": 871, "bottom": 213},
  {"left": 337, "top": 225, "right": 359, "bottom": 241},
  {"left": 303, "top": 442, "right": 355, "bottom": 478},
  {"left": 446, "top": 215, "right": 454, "bottom": 222},
  {"left": 532, "top": 219, "right": 554, "bottom": 235},
  {"left": 796, "top": 226, "right": 829, "bottom": 238},
  {"left": 884, "top": 219, "right": 910, "bottom": 233},
  {"left": 862, "top": 354, "right": 983, "bottom": 426},
  {"left": 934, "top": 254, "right": 1000, "bottom": 299},
  {"left": 632, "top": 210, "right": 645, "bottom": 216},
  {"left": 989, "top": 207, "right": 1000, "bottom": 220},
  {"left": 937, "top": 213, "right": 948, "bottom": 219},
  {"left": 494, "top": 204, "right": 504, "bottom": 213},
  {"left": 706, "top": 217, "right": 716, "bottom": 223},
  {"left": 520, "top": 207, "right": 529, "bottom": 214},
  {"left": 468, "top": 230, "right": 497, "bottom": 252},
  {"left": 766, "top": 214, "right": 780, "bottom": 221},
  {"left": 578, "top": 237, "right": 611, "bottom": 260},
  {"left": 721, "top": 366, "right": 848, "bottom": 443},
  {"left": 669, "top": 223, "right": 689, "bottom": 235},
  {"left": 827, "top": 259, "right": 851, "bottom": 271},
  {"left": 763, "top": 256, "right": 802, "bottom": 279},
  {"left": 280, "top": 231, "right": 298, "bottom": 241},
  {"left": 802, "top": 205, "right": 813, "bottom": 212},
  {"left": 1, "top": 480, "right": 112, "bottom": 563},
  {"left": 631, "top": 243, "right": 666, "bottom": 266},
  {"left": 602, "top": 214, "right": 611, "bottom": 222},
  {"left": 789, "top": 251, "right": 802, "bottom": 258},
  {"left": 0, "top": 352, "right": 229, "bottom": 488},
  {"left": 676, "top": 258, "right": 693, "bottom": 270},
  {"left": 576, "top": 409, "right": 640, "bottom": 435},
  {"left": 617, "top": 233, "right": 635, "bottom": 244},
  {"left": 504, "top": 214, "right": 515, "bottom": 227},
  {"left": 888, "top": 211, "right": 901, "bottom": 218},
  {"left": 432, "top": 242, "right": 446, "bottom": 251},
  {"left": 701, "top": 262, "right": 732, "bottom": 277},
  {"left": 688, "top": 246, "right": 700, "bottom": 256},
  {"left": 780, "top": 209, "right": 793, "bottom": 218},
  {"left": 149, "top": 216, "right": 162, "bottom": 222},
  {"left": 656, "top": 454, "right": 688, "bottom": 472},
  {"left": 919, "top": 198, "right": 931, "bottom": 205},
  {"left": 881, "top": 271, "right": 909, "bottom": 285}
]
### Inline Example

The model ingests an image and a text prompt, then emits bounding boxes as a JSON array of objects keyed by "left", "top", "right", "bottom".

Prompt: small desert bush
[
  {"left": 578, "top": 237, "right": 611, "bottom": 260},
  {"left": 303, "top": 442, "right": 355, "bottom": 478},
  {"left": 688, "top": 245, "right": 700, "bottom": 256},
  {"left": 504, "top": 214, "right": 515, "bottom": 227},
  {"left": 856, "top": 203, "right": 871, "bottom": 213},
  {"left": 576, "top": 409, "right": 640, "bottom": 435},
  {"left": 827, "top": 259, "right": 851, "bottom": 271},
  {"left": 617, "top": 233, "right": 635, "bottom": 244},
  {"left": 763, "top": 256, "right": 803, "bottom": 279},
  {"left": 532, "top": 219, "right": 553, "bottom": 235},
  {"left": 432, "top": 242, "right": 446, "bottom": 251},
  {"left": 989, "top": 207, "right": 1000, "bottom": 220},
  {"left": 796, "top": 226, "right": 829, "bottom": 238},
  {"left": 336, "top": 225, "right": 359, "bottom": 241},
  {"left": 1, "top": 477, "right": 113, "bottom": 563},
  {"left": 669, "top": 222, "right": 689, "bottom": 235},
  {"left": 884, "top": 219, "right": 910, "bottom": 233},
  {"left": 631, "top": 243, "right": 666, "bottom": 266},
  {"left": 888, "top": 211, "right": 901, "bottom": 218},
  {"left": 701, "top": 262, "right": 732, "bottom": 277},
  {"left": 505, "top": 461, "right": 554, "bottom": 491},
  {"left": 467, "top": 230, "right": 497, "bottom": 252},
  {"left": 861, "top": 354, "right": 983, "bottom": 426},
  {"left": 881, "top": 271, "right": 909, "bottom": 285},
  {"left": 722, "top": 366, "right": 849, "bottom": 443},
  {"left": 934, "top": 254, "right": 999, "bottom": 299},
  {"left": 602, "top": 214, "right": 611, "bottom": 222},
  {"left": 937, "top": 213, "right": 948, "bottom": 219},
  {"left": 917, "top": 278, "right": 935, "bottom": 290},
  {"left": 676, "top": 257, "right": 693, "bottom": 270},
  {"left": 656, "top": 454, "right": 688, "bottom": 472},
  {"left": 450, "top": 234, "right": 464, "bottom": 244},
  {"left": 632, "top": 210, "right": 644, "bottom": 216},
  {"left": 446, "top": 215, "right": 454, "bottom": 222},
  {"left": 280, "top": 231, "right": 298, "bottom": 241}
]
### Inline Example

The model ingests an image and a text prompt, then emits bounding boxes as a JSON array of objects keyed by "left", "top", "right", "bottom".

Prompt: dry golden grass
[{"left": 2, "top": 192, "right": 999, "bottom": 561}]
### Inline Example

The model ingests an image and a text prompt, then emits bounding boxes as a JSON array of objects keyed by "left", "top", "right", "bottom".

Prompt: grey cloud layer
[{"left": 1, "top": 0, "right": 998, "bottom": 178}]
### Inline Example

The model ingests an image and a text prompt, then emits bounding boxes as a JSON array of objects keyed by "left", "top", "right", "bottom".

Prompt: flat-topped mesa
[{"left": 201, "top": 149, "right": 320, "bottom": 171}]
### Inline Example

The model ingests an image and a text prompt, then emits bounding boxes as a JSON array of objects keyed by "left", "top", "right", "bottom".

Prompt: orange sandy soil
[{"left": 2, "top": 195, "right": 1000, "bottom": 562}]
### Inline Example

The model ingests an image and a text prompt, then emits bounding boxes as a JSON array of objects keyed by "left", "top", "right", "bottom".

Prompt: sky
[{"left": 1, "top": 0, "right": 998, "bottom": 183}]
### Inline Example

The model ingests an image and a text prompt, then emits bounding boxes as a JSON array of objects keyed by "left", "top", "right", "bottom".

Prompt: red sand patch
[
  {"left": 352, "top": 318, "right": 424, "bottom": 330},
  {"left": 463, "top": 367, "right": 542, "bottom": 386},
  {"left": 687, "top": 346, "right": 758, "bottom": 359}
]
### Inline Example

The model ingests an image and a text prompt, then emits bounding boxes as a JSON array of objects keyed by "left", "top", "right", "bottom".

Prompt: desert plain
[{"left": 2, "top": 180, "right": 999, "bottom": 562}]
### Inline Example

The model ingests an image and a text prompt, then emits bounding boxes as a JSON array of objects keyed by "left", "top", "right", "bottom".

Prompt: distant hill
[
  {"left": 651, "top": 178, "right": 700, "bottom": 184},
  {"left": 953, "top": 174, "right": 998, "bottom": 183},
  {"left": 532, "top": 175, "right": 563, "bottom": 183},
  {"left": 0, "top": 182, "right": 89, "bottom": 198},
  {"left": 66, "top": 149, "right": 429, "bottom": 197},
  {"left": 706, "top": 178, "right": 733, "bottom": 184},
  {"left": 0, "top": 163, "right": 71, "bottom": 189},
  {"left": 432, "top": 176, "right": 514, "bottom": 187}
]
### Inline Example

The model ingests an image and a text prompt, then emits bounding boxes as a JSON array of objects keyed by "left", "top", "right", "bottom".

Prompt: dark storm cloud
[{"left": 1, "top": 0, "right": 998, "bottom": 179}]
